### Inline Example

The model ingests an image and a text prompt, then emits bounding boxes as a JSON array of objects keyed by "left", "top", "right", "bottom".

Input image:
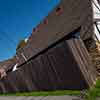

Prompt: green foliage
[{"left": 86, "top": 79, "right": 100, "bottom": 100}]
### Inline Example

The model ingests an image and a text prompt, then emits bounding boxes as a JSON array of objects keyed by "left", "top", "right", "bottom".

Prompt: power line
[
  {"left": 97, "top": 0, "right": 100, "bottom": 6},
  {"left": 94, "top": 22, "right": 100, "bottom": 42},
  {"left": 95, "top": 22, "right": 100, "bottom": 34},
  {"left": 94, "top": 12, "right": 100, "bottom": 14},
  {"left": 92, "top": 0, "right": 100, "bottom": 11},
  {"left": 0, "top": 31, "right": 16, "bottom": 46}
]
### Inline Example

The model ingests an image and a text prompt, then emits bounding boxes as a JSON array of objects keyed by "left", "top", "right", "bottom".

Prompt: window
[
  {"left": 55, "top": 6, "right": 63, "bottom": 15},
  {"left": 37, "top": 23, "right": 43, "bottom": 29},
  {"left": 44, "top": 18, "right": 48, "bottom": 24},
  {"left": 32, "top": 28, "right": 37, "bottom": 32}
]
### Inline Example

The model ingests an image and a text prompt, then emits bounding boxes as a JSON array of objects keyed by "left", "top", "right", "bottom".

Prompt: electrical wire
[
  {"left": 94, "top": 12, "right": 100, "bottom": 14},
  {"left": 0, "top": 31, "right": 16, "bottom": 46},
  {"left": 97, "top": 0, "right": 100, "bottom": 6},
  {"left": 95, "top": 22, "right": 100, "bottom": 34},
  {"left": 94, "top": 22, "right": 100, "bottom": 42},
  {"left": 91, "top": 0, "right": 100, "bottom": 39},
  {"left": 92, "top": 0, "right": 100, "bottom": 11}
]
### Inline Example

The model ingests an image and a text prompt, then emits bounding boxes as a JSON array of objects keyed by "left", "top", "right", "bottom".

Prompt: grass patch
[
  {"left": 1, "top": 80, "right": 100, "bottom": 99},
  {"left": 0, "top": 90, "right": 80, "bottom": 96},
  {"left": 86, "top": 79, "right": 100, "bottom": 100}
]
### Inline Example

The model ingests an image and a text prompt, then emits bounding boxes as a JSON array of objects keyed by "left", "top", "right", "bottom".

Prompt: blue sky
[{"left": 0, "top": 0, "right": 60, "bottom": 61}]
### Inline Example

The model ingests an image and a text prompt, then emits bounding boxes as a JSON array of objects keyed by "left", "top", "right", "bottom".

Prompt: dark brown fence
[
  {"left": 0, "top": 0, "right": 95, "bottom": 93},
  {"left": 0, "top": 37, "right": 97, "bottom": 93}
]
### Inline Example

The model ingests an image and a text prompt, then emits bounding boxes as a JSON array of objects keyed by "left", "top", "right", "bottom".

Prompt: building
[{"left": 0, "top": 0, "right": 97, "bottom": 93}]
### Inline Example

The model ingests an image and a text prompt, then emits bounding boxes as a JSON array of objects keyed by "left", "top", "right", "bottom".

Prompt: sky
[
  {"left": 0, "top": 0, "right": 60, "bottom": 61},
  {"left": 0, "top": 0, "right": 100, "bottom": 62}
]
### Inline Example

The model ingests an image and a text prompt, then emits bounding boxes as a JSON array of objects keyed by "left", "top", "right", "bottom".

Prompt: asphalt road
[{"left": 0, "top": 96, "right": 82, "bottom": 100}]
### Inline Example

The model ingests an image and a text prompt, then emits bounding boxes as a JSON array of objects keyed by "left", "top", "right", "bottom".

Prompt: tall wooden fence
[{"left": 0, "top": 37, "right": 97, "bottom": 93}]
